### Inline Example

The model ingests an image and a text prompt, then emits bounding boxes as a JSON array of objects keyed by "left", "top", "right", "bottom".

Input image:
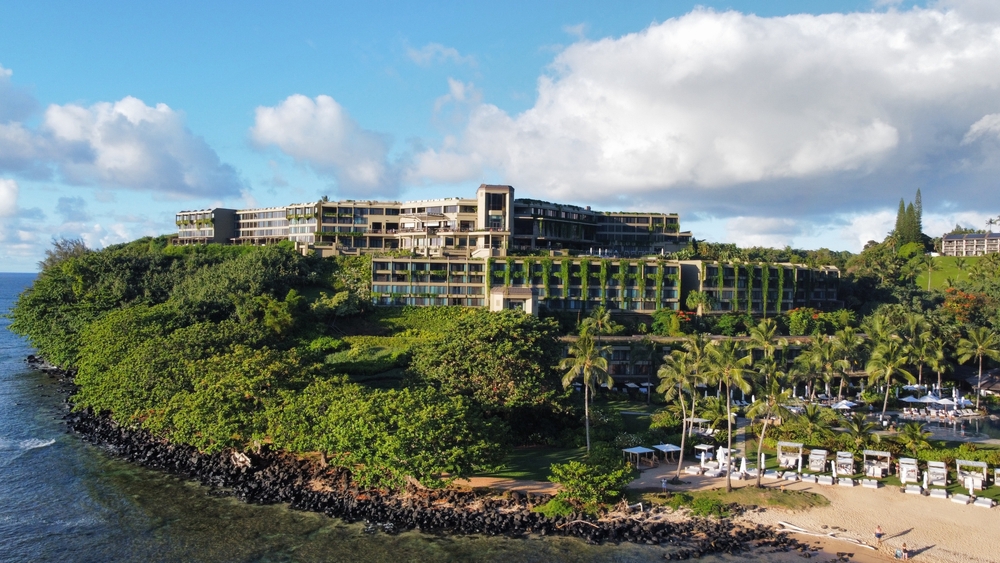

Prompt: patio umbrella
[
  {"left": 831, "top": 400, "right": 854, "bottom": 410},
  {"left": 900, "top": 396, "right": 920, "bottom": 403},
  {"left": 937, "top": 398, "right": 956, "bottom": 406},
  {"left": 917, "top": 395, "right": 940, "bottom": 403}
]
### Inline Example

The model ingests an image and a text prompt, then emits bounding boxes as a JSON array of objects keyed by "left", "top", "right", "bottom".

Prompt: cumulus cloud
[
  {"left": 407, "top": 43, "right": 476, "bottom": 67},
  {"left": 0, "top": 178, "right": 18, "bottom": 216},
  {"left": 251, "top": 94, "right": 401, "bottom": 196},
  {"left": 0, "top": 64, "right": 37, "bottom": 123},
  {"left": 412, "top": 5, "right": 1000, "bottom": 246},
  {"left": 41, "top": 97, "right": 243, "bottom": 197},
  {"left": 963, "top": 114, "right": 1000, "bottom": 144},
  {"left": 55, "top": 196, "right": 89, "bottom": 222}
]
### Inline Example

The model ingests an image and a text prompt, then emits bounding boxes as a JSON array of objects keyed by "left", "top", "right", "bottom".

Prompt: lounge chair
[
  {"left": 973, "top": 497, "right": 996, "bottom": 508},
  {"left": 929, "top": 488, "right": 949, "bottom": 499}
]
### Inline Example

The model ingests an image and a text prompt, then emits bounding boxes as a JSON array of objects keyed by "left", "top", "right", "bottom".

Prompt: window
[
  {"left": 460, "top": 205, "right": 477, "bottom": 213},
  {"left": 444, "top": 205, "right": 458, "bottom": 213}
]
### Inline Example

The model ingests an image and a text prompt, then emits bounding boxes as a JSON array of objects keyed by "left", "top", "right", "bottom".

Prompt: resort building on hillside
[
  {"left": 940, "top": 233, "right": 1000, "bottom": 256},
  {"left": 175, "top": 184, "right": 693, "bottom": 257},
  {"left": 679, "top": 260, "right": 841, "bottom": 315}
]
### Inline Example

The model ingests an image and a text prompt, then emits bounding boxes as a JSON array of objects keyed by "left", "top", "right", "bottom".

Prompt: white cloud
[
  {"left": 412, "top": 5, "right": 1000, "bottom": 246},
  {"left": 251, "top": 94, "right": 400, "bottom": 196},
  {"left": 0, "top": 64, "right": 36, "bottom": 123},
  {"left": 0, "top": 178, "right": 18, "bottom": 216},
  {"left": 963, "top": 113, "right": 1000, "bottom": 144},
  {"left": 42, "top": 96, "right": 243, "bottom": 197},
  {"left": 406, "top": 43, "right": 476, "bottom": 67},
  {"left": 725, "top": 216, "right": 805, "bottom": 248}
]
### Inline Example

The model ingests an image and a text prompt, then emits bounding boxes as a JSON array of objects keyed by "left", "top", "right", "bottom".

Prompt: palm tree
[
  {"left": 861, "top": 311, "right": 897, "bottom": 349},
  {"left": 704, "top": 339, "right": 752, "bottom": 492},
  {"left": 559, "top": 333, "right": 612, "bottom": 453},
  {"left": 896, "top": 421, "right": 933, "bottom": 456},
  {"left": 679, "top": 333, "right": 713, "bottom": 430},
  {"left": 924, "top": 256, "right": 939, "bottom": 291},
  {"left": 903, "top": 312, "right": 932, "bottom": 386},
  {"left": 834, "top": 326, "right": 865, "bottom": 399},
  {"left": 657, "top": 350, "right": 704, "bottom": 482},
  {"left": 843, "top": 412, "right": 881, "bottom": 452},
  {"left": 581, "top": 305, "right": 613, "bottom": 347},
  {"left": 954, "top": 256, "right": 967, "bottom": 278},
  {"left": 748, "top": 318, "right": 784, "bottom": 360},
  {"left": 926, "top": 336, "right": 951, "bottom": 391},
  {"left": 803, "top": 337, "right": 849, "bottom": 399},
  {"left": 956, "top": 327, "right": 1000, "bottom": 410},
  {"left": 866, "top": 339, "right": 915, "bottom": 417},
  {"left": 685, "top": 290, "right": 714, "bottom": 316},
  {"left": 746, "top": 377, "right": 793, "bottom": 488},
  {"left": 796, "top": 403, "right": 833, "bottom": 444}
]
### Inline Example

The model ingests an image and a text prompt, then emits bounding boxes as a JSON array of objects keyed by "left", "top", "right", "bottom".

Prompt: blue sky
[{"left": 2, "top": 0, "right": 999, "bottom": 271}]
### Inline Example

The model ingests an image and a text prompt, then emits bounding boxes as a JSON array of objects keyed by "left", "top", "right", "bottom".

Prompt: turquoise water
[{"left": 1, "top": 273, "right": 778, "bottom": 562}]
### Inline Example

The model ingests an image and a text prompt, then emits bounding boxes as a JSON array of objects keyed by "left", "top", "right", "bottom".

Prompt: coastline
[{"left": 29, "top": 359, "right": 815, "bottom": 561}]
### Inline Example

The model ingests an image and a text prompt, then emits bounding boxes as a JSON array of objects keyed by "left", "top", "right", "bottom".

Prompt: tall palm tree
[
  {"left": 924, "top": 256, "right": 939, "bottom": 291},
  {"left": 796, "top": 403, "right": 833, "bottom": 443},
  {"left": 834, "top": 326, "right": 865, "bottom": 399},
  {"left": 679, "top": 333, "right": 713, "bottom": 430},
  {"left": 581, "top": 305, "right": 613, "bottom": 348},
  {"left": 956, "top": 327, "right": 1000, "bottom": 410},
  {"left": 657, "top": 350, "right": 704, "bottom": 482},
  {"left": 704, "top": 339, "right": 752, "bottom": 492},
  {"left": 559, "top": 333, "right": 612, "bottom": 453},
  {"left": 803, "top": 337, "right": 849, "bottom": 399},
  {"left": 861, "top": 311, "right": 897, "bottom": 348},
  {"left": 748, "top": 318, "right": 784, "bottom": 360},
  {"left": 746, "top": 375, "right": 793, "bottom": 488},
  {"left": 926, "top": 336, "right": 951, "bottom": 391},
  {"left": 903, "top": 313, "right": 932, "bottom": 386},
  {"left": 866, "top": 339, "right": 915, "bottom": 417}
]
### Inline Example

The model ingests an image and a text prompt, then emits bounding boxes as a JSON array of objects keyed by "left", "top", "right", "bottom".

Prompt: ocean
[{"left": 0, "top": 272, "right": 769, "bottom": 563}]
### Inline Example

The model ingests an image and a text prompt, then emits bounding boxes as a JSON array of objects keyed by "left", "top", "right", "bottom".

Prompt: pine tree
[
  {"left": 894, "top": 199, "right": 906, "bottom": 238},
  {"left": 904, "top": 202, "right": 918, "bottom": 245}
]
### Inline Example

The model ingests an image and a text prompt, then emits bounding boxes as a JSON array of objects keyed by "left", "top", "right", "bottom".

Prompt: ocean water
[{"left": 0, "top": 272, "right": 774, "bottom": 563}]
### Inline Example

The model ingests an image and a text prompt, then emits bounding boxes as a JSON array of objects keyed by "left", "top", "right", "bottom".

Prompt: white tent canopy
[
  {"left": 654, "top": 444, "right": 682, "bottom": 453},
  {"left": 831, "top": 400, "right": 856, "bottom": 410}
]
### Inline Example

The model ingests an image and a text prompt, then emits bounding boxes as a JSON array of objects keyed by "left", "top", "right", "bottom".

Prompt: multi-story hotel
[
  {"left": 174, "top": 184, "right": 839, "bottom": 314},
  {"left": 175, "top": 184, "right": 692, "bottom": 258},
  {"left": 940, "top": 233, "right": 1000, "bottom": 256}
]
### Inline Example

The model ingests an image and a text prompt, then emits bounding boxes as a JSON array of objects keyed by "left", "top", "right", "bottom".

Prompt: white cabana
[
  {"left": 685, "top": 417, "right": 711, "bottom": 436},
  {"left": 928, "top": 461, "right": 948, "bottom": 486},
  {"left": 863, "top": 450, "right": 892, "bottom": 478},
  {"left": 831, "top": 400, "right": 856, "bottom": 410},
  {"left": 622, "top": 446, "right": 657, "bottom": 469},
  {"left": 694, "top": 443, "right": 714, "bottom": 464},
  {"left": 899, "top": 457, "right": 920, "bottom": 484},
  {"left": 653, "top": 444, "right": 682, "bottom": 462},
  {"left": 717, "top": 447, "right": 739, "bottom": 469},
  {"left": 957, "top": 459, "right": 988, "bottom": 490},
  {"left": 808, "top": 449, "right": 829, "bottom": 472},
  {"left": 776, "top": 441, "right": 804, "bottom": 470},
  {"left": 835, "top": 451, "right": 855, "bottom": 476}
]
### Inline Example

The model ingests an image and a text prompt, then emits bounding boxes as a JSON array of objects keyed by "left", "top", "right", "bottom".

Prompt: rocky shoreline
[{"left": 30, "top": 356, "right": 815, "bottom": 561}]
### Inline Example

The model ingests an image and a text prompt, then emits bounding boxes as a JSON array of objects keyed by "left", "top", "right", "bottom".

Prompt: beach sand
[{"left": 630, "top": 464, "right": 1000, "bottom": 563}]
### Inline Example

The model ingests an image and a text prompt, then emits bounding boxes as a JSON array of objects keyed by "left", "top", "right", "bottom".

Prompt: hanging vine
[
  {"left": 485, "top": 257, "right": 493, "bottom": 291},
  {"left": 732, "top": 263, "right": 739, "bottom": 312},
  {"left": 504, "top": 256, "right": 515, "bottom": 287},
  {"left": 541, "top": 258, "right": 553, "bottom": 299},
  {"left": 599, "top": 259, "right": 611, "bottom": 306},
  {"left": 560, "top": 259, "right": 572, "bottom": 291},
  {"left": 745, "top": 264, "right": 754, "bottom": 314},
  {"left": 653, "top": 263, "right": 666, "bottom": 310},
  {"left": 776, "top": 266, "right": 785, "bottom": 314},
  {"left": 613, "top": 263, "right": 628, "bottom": 305},
  {"left": 761, "top": 262, "right": 771, "bottom": 318},
  {"left": 579, "top": 259, "right": 590, "bottom": 300}
]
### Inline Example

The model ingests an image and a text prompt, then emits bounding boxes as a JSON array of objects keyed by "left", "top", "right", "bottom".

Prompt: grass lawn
[
  {"left": 915, "top": 255, "right": 982, "bottom": 291},
  {"left": 476, "top": 447, "right": 586, "bottom": 481},
  {"left": 633, "top": 486, "right": 829, "bottom": 512}
]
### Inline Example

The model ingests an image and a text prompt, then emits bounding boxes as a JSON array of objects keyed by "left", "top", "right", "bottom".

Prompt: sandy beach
[{"left": 629, "top": 463, "right": 1000, "bottom": 563}]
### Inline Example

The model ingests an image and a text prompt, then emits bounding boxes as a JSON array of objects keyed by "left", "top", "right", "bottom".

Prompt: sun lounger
[
  {"left": 838, "top": 478, "right": 856, "bottom": 487},
  {"left": 764, "top": 470, "right": 781, "bottom": 479},
  {"left": 973, "top": 497, "right": 996, "bottom": 508},
  {"left": 685, "top": 465, "right": 703, "bottom": 475},
  {"left": 904, "top": 485, "right": 923, "bottom": 495},
  {"left": 952, "top": 493, "right": 971, "bottom": 505},
  {"left": 782, "top": 472, "right": 800, "bottom": 481},
  {"left": 703, "top": 469, "right": 722, "bottom": 478},
  {"left": 861, "top": 479, "right": 880, "bottom": 489},
  {"left": 817, "top": 475, "right": 835, "bottom": 486},
  {"left": 801, "top": 474, "right": 818, "bottom": 484},
  {"left": 929, "top": 488, "right": 949, "bottom": 499}
]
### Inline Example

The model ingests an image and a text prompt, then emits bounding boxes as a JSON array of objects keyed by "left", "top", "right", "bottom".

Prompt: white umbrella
[
  {"left": 937, "top": 398, "right": 956, "bottom": 406},
  {"left": 739, "top": 457, "right": 748, "bottom": 475},
  {"left": 917, "top": 395, "right": 940, "bottom": 403},
  {"left": 900, "top": 396, "right": 920, "bottom": 403},
  {"left": 831, "top": 400, "right": 857, "bottom": 410}
]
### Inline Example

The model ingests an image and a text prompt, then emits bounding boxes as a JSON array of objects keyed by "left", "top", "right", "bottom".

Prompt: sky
[{"left": 2, "top": 0, "right": 1000, "bottom": 271}]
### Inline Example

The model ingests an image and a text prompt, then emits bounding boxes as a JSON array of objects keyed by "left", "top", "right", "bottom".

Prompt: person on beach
[
  {"left": 874, "top": 525, "right": 884, "bottom": 545},
  {"left": 902, "top": 543, "right": 908, "bottom": 560}
]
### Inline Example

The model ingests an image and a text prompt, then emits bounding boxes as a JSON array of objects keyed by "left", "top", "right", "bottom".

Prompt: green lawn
[
  {"left": 915, "top": 255, "right": 982, "bottom": 291},
  {"left": 634, "top": 487, "right": 829, "bottom": 512},
  {"left": 476, "top": 447, "right": 586, "bottom": 481}
]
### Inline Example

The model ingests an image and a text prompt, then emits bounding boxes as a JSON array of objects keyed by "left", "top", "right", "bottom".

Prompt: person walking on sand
[
  {"left": 874, "top": 525, "right": 884, "bottom": 546},
  {"left": 902, "top": 543, "right": 909, "bottom": 560}
]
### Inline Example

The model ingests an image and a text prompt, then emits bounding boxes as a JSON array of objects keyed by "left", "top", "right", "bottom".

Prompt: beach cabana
[
  {"left": 808, "top": 449, "right": 829, "bottom": 473},
  {"left": 928, "top": 461, "right": 948, "bottom": 486},
  {"left": 653, "top": 443, "right": 682, "bottom": 462},
  {"left": 622, "top": 446, "right": 657, "bottom": 469},
  {"left": 694, "top": 444, "right": 714, "bottom": 465},
  {"left": 899, "top": 457, "right": 920, "bottom": 484},
  {"left": 776, "top": 441, "right": 804, "bottom": 470},
  {"left": 717, "top": 447, "right": 739, "bottom": 470},
  {"left": 863, "top": 450, "right": 891, "bottom": 478},
  {"left": 957, "top": 459, "right": 988, "bottom": 490},
  {"left": 831, "top": 400, "right": 856, "bottom": 410},
  {"left": 685, "top": 417, "right": 710, "bottom": 436},
  {"left": 835, "top": 451, "right": 855, "bottom": 476}
]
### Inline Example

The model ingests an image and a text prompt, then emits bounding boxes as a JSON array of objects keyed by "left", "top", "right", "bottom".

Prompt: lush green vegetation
[{"left": 8, "top": 237, "right": 575, "bottom": 490}]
